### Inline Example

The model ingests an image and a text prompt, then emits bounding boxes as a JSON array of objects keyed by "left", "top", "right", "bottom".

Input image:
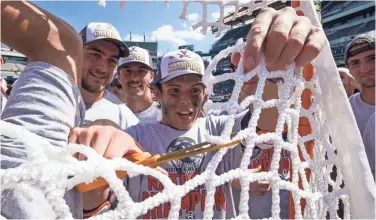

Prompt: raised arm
[
  {"left": 1, "top": 0, "right": 82, "bottom": 83},
  {"left": 233, "top": 7, "right": 325, "bottom": 131},
  {"left": 1, "top": 2, "right": 84, "bottom": 218}
]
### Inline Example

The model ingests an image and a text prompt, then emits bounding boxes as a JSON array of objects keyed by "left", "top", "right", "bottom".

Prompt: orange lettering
[
  {"left": 180, "top": 173, "right": 187, "bottom": 185},
  {"left": 163, "top": 202, "right": 171, "bottom": 218},
  {"left": 151, "top": 192, "right": 158, "bottom": 219},
  {"left": 156, "top": 204, "right": 163, "bottom": 218},
  {"left": 201, "top": 190, "right": 206, "bottom": 211},
  {"left": 169, "top": 173, "right": 179, "bottom": 184},
  {"left": 142, "top": 192, "right": 151, "bottom": 219},
  {"left": 279, "top": 158, "right": 290, "bottom": 174},
  {"left": 250, "top": 159, "right": 261, "bottom": 169},
  {"left": 181, "top": 193, "right": 191, "bottom": 212},
  {"left": 148, "top": 176, "right": 159, "bottom": 190},
  {"left": 187, "top": 172, "right": 196, "bottom": 181},
  {"left": 191, "top": 191, "right": 201, "bottom": 212},
  {"left": 142, "top": 191, "right": 150, "bottom": 201},
  {"left": 263, "top": 160, "right": 271, "bottom": 171},
  {"left": 214, "top": 187, "right": 226, "bottom": 211}
]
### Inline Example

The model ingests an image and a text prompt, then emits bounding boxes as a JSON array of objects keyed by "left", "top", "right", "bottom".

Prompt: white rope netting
[{"left": 1, "top": 0, "right": 375, "bottom": 219}]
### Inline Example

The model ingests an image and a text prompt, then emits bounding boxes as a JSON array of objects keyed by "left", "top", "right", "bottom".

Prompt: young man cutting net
[{"left": 70, "top": 7, "right": 326, "bottom": 218}]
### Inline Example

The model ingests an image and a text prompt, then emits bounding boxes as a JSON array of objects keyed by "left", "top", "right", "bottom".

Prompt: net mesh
[{"left": 1, "top": 0, "right": 374, "bottom": 219}]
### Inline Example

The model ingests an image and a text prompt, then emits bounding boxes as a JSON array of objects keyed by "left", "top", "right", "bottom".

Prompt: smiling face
[
  {"left": 81, "top": 40, "right": 120, "bottom": 93},
  {"left": 118, "top": 62, "right": 154, "bottom": 99},
  {"left": 347, "top": 44, "right": 375, "bottom": 89},
  {"left": 155, "top": 74, "right": 206, "bottom": 130}
]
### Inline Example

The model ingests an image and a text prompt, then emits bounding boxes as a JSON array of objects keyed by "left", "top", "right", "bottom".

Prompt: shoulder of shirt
[
  {"left": 104, "top": 90, "right": 124, "bottom": 105},
  {"left": 126, "top": 120, "right": 159, "bottom": 132},
  {"left": 138, "top": 120, "right": 160, "bottom": 127},
  {"left": 349, "top": 92, "right": 360, "bottom": 102}
]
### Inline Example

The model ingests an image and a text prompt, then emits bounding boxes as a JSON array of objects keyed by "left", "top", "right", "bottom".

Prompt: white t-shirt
[
  {"left": 133, "top": 102, "right": 162, "bottom": 122},
  {"left": 349, "top": 93, "right": 375, "bottom": 135},
  {"left": 363, "top": 113, "right": 375, "bottom": 179},
  {"left": 84, "top": 90, "right": 139, "bottom": 130},
  {"left": 349, "top": 93, "right": 375, "bottom": 180},
  {"left": 124, "top": 114, "right": 245, "bottom": 219}
]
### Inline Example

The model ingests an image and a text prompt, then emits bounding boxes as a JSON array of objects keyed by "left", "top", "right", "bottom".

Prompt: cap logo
[
  {"left": 94, "top": 29, "right": 114, "bottom": 38},
  {"left": 168, "top": 61, "right": 202, "bottom": 73},
  {"left": 129, "top": 47, "right": 138, "bottom": 52},
  {"left": 129, "top": 55, "right": 146, "bottom": 62},
  {"left": 178, "top": 50, "right": 191, "bottom": 58}
]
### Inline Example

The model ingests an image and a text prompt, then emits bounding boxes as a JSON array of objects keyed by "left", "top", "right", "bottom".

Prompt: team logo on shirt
[
  {"left": 166, "top": 137, "right": 203, "bottom": 171},
  {"left": 142, "top": 136, "right": 227, "bottom": 219},
  {"left": 186, "top": 211, "right": 196, "bottom": 219}
]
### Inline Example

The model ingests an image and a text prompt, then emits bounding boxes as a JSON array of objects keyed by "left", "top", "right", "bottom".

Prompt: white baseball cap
[
  {"left": 118, "top": 46, "right": 153, "bottom": 70},
  {"left": 79, "top": 22, "right": 129, "bottom": 57},
  {"left": 156, "top": 49, "right": 204, "bottom": 84}
]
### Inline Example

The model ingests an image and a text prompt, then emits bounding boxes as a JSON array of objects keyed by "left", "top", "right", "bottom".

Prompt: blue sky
[{"left": 33, "top": 1, "right": 234, "bottom": 56}]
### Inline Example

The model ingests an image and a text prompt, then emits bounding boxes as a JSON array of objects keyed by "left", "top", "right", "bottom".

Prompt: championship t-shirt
[{"left": 124, "top": 114, "right": 246, "bottom": 219}]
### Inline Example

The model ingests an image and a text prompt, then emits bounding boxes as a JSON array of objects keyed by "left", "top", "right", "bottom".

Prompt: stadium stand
[
  {"left": 209, "top": 23, "right": 251, "bottom": 55},
  {"left": 1, "top": 43, "right": 27, "bottom": 85},
  {"left": 322, "top": 1, "right": 375, "bottom": 66},
  {"left": 210, "top": 79, "right": 235, "bottom": 103}
]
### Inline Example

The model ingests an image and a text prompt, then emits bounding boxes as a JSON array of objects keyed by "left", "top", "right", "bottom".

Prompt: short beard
[
  {"left": 362, "top": 81, "right": 375, "bottom": 89},
  {"left": 82, "top": 80, "right": 105, "bottom": 93}
]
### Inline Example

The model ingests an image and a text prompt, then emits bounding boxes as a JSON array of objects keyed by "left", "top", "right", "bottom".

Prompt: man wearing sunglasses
[
  {"left": 117, "top": 46, "right": 162, "bottom": 121},
  {"left": 79, "top": 23, "right": 139, "bottom": 128},
  {"left": 345, "top": 30, "right": 375, "bottom": 179}
]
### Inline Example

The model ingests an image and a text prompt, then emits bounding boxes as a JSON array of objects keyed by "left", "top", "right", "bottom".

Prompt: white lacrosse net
[{"left": 1, "top": 0, "right": 375, "bottom": 219}]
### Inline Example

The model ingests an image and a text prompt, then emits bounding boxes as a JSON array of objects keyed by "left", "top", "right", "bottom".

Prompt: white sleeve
[
  {"left": 1, "top": 62, "right": 85, "bottom": 219},
  {"left": 119, "top": 104, "right": 139, "bottom": 130}
]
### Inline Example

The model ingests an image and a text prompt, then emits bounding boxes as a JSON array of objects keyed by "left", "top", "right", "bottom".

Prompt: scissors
[{"left": 75, "top": 137, "right": 241, "bottom": 192}]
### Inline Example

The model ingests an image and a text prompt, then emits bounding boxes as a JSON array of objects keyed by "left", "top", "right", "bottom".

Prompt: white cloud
[
  {"left": 151, "top": 24, "right": 205, "bottom": 46},
  {"left": 124, "top": 33, "right": 147, "bottom": 42},
  {"left": 186, "top": 13, "right": 199, "bottom": 22},
  {"left": 211, "top": 7, "right": 234, "bottom": 20}
]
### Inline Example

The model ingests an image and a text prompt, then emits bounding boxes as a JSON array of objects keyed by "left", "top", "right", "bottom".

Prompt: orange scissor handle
[{"left": 75, "top": 152, "right": 160, "bottom": 192}]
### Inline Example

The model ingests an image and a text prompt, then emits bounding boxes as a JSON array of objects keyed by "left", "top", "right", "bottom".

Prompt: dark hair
[
  {"left": 110, "top": 78, "right": 122, "bottom": 89},
  {"left": 154, "top": 82, "right": 162, "bottom": 109},
  {"left": 5, "top": 86, "right": 12, "bottom": 96}
]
